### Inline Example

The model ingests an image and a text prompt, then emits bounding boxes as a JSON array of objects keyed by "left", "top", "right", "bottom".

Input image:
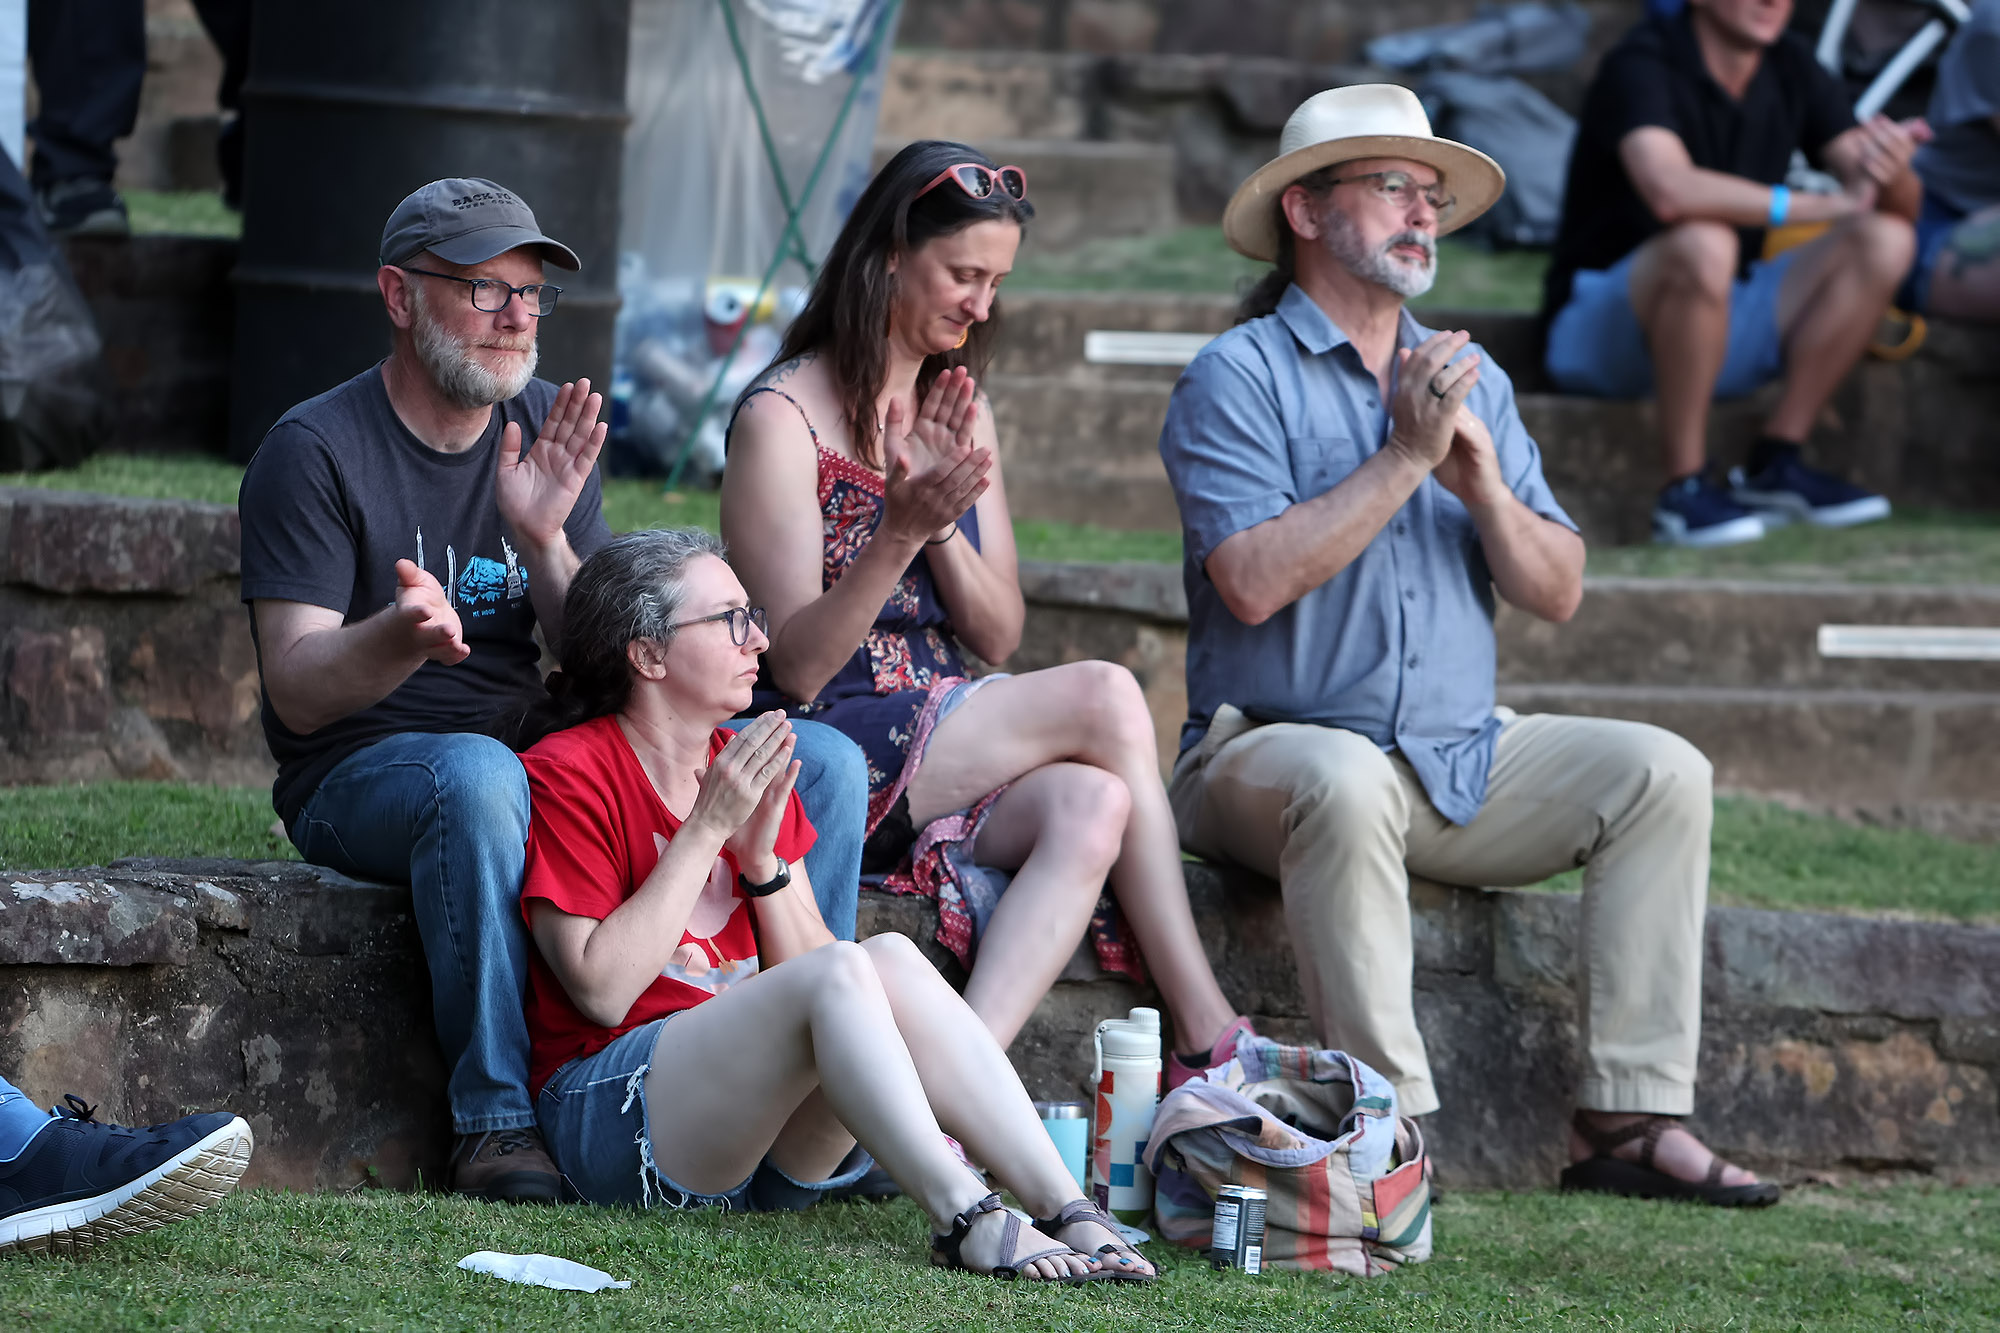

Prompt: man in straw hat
[{"left": 1160, "top": 85, "right": 1777, "bottom": 1206}]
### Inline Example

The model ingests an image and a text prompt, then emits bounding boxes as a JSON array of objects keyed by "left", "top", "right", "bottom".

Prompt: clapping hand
[
  {"left": 1434, "top": 406, "right": 1509, "bottom": 510},
  {"left": 687, "top": 712, "right": 800, "bottom": 879},
  {"left": 1388, "top": 332, "right": 1481, "bottom": 471},
  {"left": 1849, "top": 114, "right": 1931, "bottom": 192},
  {"left": 881, "top": 366, "right": 991, "bottom": 544},
  {"left": 393, "top": 558, "right": 468, "bottom": 665},
  {"left": 497, "top": 378, "right": 608, "bottom": 554}
]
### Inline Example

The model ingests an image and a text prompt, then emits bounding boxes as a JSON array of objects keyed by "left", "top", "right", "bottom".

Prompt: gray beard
[
  {"left": 410, "top": 288, "right": 538, "bottom": 409},
  {"left": 1322, "top": 209, "right": 1437, "bottom": 300}
]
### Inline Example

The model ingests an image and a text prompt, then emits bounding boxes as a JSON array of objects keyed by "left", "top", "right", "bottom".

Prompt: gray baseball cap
[{"left": 378, "top": 177, "right": 581, "bottom": 271}]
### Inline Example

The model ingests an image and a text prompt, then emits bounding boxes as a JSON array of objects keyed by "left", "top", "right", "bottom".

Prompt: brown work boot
[{"left": 449, "top": 1127, "right": 562, "bottom": 1203}]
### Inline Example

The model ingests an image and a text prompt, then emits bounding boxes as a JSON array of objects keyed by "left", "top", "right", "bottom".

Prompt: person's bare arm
[
  {"left": 722, "top": 370, "right": 991, "bottom": 702},
  {"left": 253, "top": 558, "right": 467, "bottom": 735},
  {"left": 921, "top": 399, "right": 1023, "bottom": 663},
  {"left": 529, "top": 715, "right": 800, "bottom": 1027},
  {"left": 1620, "top": 126, "right": 1870, "bottom": 228},
  {"left": 496, "top": 379, "right": 609, "bottom": 647},
  {"left": 1436, "top": 409, "right": 1583, "bottom": 623},
  {"left": 1205, "top": 331, "right": 1480, "bottom": 626}
]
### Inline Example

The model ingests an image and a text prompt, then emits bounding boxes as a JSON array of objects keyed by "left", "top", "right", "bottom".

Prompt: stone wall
[
  {"left": 0, "top": 487, "right": 269, "bottom": 786},
  {"left": 1, "top": 859, "right": 1992, "bottom": 1193}
]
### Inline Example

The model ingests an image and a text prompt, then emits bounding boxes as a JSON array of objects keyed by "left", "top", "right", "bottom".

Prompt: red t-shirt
[{"left": 519, "top": 715, "right": 816, "bottom": 1096}]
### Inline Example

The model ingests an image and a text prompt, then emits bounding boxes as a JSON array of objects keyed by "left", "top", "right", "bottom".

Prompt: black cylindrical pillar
[{"left": 229, "top": 0, "right": 630, "bottom": 460}]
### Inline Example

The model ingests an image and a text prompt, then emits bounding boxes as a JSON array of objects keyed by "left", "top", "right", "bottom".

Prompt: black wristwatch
[{"left": 738, "top": 860, "right": 791, "bottom": 898}]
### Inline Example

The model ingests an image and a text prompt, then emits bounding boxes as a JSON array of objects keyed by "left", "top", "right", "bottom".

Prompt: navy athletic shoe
[
  {"left": 0, "top": 1095, "right": 254, "bottom": 1255},
  {"left": 34, "top": 179, "right": 130, "bottom": 237},
  {"left": 1730, "top": 444, "right": 1891, "bottom": 528},
  {"left": 1652, "top": 475, "right": 1767, "bottom": 547}
]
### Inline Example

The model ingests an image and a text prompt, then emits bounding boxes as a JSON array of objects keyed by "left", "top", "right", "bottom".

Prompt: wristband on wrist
[
  {"left": 926, "top": 522, "right": 958, "bottom": 546},
  {"left": 739, "top": 859, "right": 791, "bottom": 898},
  {"left": 1767, "top": 183, "right": 1790, "bottom": 228}
]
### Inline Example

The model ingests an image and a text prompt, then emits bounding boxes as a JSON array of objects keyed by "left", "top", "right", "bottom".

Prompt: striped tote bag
[{"left": 1144, "top": 1040, "right": 1433, "bottom": 1276}]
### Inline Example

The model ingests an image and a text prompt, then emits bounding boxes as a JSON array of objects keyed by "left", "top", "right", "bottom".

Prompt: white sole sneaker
[
  {"left": 1652, "top": 510, "right": 1768, "bottom": 548},
  {"left": 1732, "top": 489, "right": 1892, "bottom": 529},
  {"left": 0, "top": 1116, "right": 255, "bottom": 1256}
]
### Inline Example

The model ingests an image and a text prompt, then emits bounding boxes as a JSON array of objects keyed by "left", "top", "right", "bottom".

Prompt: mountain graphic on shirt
[{"left": 456, "top": 556, "right": 527, "bottom": 618}]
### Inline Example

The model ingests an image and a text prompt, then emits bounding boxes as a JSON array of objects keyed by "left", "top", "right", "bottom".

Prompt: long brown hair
[
  {"left": 1235, "top": 164, "right": 1339, "bottom": 325},
  {"left": 757, "top": 140, "right": 1034, "bottom": 469}
]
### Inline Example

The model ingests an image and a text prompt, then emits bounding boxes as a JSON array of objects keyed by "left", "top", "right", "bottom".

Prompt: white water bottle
[{"left": 1090, "top": 1006, "right": 1162, "bottom": 1224}]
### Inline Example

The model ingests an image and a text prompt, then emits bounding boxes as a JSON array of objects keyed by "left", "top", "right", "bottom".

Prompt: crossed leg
[
  {"left": 905, "top": 661, "right": 1239, "bottom": 1053},
  {"left": 639, "top": 936, "right": 1147, "bottom": 1279}
]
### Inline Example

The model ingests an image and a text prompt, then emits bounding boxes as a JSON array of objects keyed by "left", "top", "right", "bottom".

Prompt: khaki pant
[{"left": 1170, "top": 708, "right": 1710, "bottom": 1117}]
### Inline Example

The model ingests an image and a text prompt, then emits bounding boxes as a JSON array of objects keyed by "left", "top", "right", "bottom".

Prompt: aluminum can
[{"left": 1209, "top": 1184, "right": 1267, "bottom": 1273}]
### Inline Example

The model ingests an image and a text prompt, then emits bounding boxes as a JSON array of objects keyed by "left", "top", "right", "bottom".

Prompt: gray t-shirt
[
  {"left": 1916, "top": 0, "right": 2000, "bottom": 215},
  {"left": 239, "top": 364, "right": 612, "bottom": 827}
]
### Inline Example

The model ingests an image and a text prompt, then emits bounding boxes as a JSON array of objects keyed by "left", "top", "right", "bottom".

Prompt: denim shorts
[
  {"left": 535, "top": 1017, "right": 873, "bottom": 1211},
  {"left": 1546, "top": 244, "right": 1801, "bottom": 400},
  {"left": 1896, "top": 189, "right": 1968, "bottom": 315}
]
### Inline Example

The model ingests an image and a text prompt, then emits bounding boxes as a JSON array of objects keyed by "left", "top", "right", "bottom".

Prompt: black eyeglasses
[
  {"left": 669, "top": 606, "right": 768, "bottom": 645},
  {"left": 400, "top": 265, "right": 563, "bottom": 316}
]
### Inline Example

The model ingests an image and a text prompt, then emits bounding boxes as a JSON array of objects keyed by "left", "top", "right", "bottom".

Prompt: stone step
[
  {"left": 5, "top": 858, "right": 1993, "bottom": 1194},
  {"left": 1011, "top": 561, "right": 2000, "bottom": 829},
  {"left": 873, "top": 137, "right": 1177, "bottom": 252}
]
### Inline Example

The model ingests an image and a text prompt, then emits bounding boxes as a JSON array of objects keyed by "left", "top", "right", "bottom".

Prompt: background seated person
[
  {"left": 1164, "top": 85, "right": 1778, "bottom": 1207},
  {"left": 1902, "top": 0, "right": 2000, "bottom": 322},
  {"left": 512, "top": 530, "right": 1153, "bottom": 1284},
  {"left": 721, "top": 140, "right": 1251, "bottom": 1083},
  {"left": 1543, "top": 0, "right": 1922, "bottom": 547}
]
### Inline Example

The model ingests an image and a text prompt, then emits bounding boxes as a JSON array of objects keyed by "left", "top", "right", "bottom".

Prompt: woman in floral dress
[{"left": 722, "top": 140, "right": 1250, "bottom": 1082}]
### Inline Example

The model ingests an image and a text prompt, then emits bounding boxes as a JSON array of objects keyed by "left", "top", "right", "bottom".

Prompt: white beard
[
  {"left": 410, "top": 285, "right": 539, "bottom": 408},
  {"left": 1323, "top": 209, "right": 1438, "bottom": 300}
]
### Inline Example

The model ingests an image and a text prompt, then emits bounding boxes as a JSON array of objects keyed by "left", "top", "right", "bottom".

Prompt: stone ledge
[
  {"left": 1, "top": 858, "right": 1992, "bottom": 1192},
  {"left": 0, "top": 486, "right": 240, "bottom": 595}
]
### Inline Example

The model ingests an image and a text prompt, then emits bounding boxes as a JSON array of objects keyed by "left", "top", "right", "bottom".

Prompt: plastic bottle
[{"left": 1090, "top": 1006, "right": 1162, "bottom": 1224}]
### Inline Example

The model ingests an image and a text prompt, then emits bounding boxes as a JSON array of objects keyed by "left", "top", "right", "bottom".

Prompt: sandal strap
[
  {"left": 931, "top": 1192, "right": 1008, "bottom": 1271},
  {"left": 1572, "top": 1111, "right": 1679, "bottom": 1165},
  {"left": 1037, "top": 1196, "right": 1146, "bottom": 1266}
]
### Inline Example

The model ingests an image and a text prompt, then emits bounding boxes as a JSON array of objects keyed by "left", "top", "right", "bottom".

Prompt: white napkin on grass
[{"left": 458, "top": 1251, "right": 631, "bottom": 1292}]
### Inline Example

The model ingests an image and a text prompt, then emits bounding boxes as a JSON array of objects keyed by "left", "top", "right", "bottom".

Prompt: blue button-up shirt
[{"left": 1158, "top": 284, "right": 1576, "bottom": 825}]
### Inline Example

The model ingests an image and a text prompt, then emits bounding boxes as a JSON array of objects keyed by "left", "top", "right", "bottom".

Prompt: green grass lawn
[
  {"left": 0, "top": 1185, "right": 1989, "bottom": 1332},
  {"left": 11, "top": 453, "right": 2000, "bottom": 581},
  {"left": 6, "top": 783, "right": 1994, "bottom": 924},
  {"left": 125, "top": 189, "right": 241, "bottom": 240}
]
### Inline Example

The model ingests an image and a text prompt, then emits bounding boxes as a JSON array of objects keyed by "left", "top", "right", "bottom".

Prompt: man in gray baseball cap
[{"left": 235, "top": 178, "right": 603, "bottom": 1202}]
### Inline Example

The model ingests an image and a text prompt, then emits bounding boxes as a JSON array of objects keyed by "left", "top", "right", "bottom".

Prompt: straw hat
[{"left": 1221, "top": 84, "right": 1505, "bottom": 262}]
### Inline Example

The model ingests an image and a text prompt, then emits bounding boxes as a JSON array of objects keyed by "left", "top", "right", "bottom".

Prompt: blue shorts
[
  {"left": 1897, "top": 189, "right": 1968, "bottom": 314},
  {"left": 535, "top": 1017, "right": 873, "bottom": 1210},
  {"left": 1546, "top": 245, "right": 1801, "bottom": 400}
]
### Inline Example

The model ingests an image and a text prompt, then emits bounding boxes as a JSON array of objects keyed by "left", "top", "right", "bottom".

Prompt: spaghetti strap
[{"left": 731, "top": 384, "right": 822, "bottom": 451}]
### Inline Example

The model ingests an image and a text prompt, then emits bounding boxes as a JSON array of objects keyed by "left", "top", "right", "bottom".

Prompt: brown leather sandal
[
  {"left": 1560, "top": 1113, "right": 1780, "bottom": 1208},
  {"left": 1034, "top": 1197, "right": 1157, "bottom": 1284},
  {"left": 929, "top": 1192, "right": 1106, "bottom": 1283}
]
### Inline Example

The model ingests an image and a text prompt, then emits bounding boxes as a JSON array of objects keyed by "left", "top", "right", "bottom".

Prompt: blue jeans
[
  {"left": 0, "top": 1075, "right": 49, "bottom": 1160},
  {"left": 289, "top": 720, "right": 870, "bottom": 1135}
]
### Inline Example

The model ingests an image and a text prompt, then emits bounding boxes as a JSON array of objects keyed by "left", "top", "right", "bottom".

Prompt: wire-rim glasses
[
  {"left": 669, "top": 605, "right": 769, "bottom": 645},
  {"left": 1325, "top": 170, "right": 1456, "bottom": 217},
  {"left": 399, "top": 265, "right": 563, "bottom": 316}
]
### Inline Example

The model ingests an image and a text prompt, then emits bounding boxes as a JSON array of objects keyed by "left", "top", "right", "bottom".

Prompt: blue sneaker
[
  {"left": 0, "top": 1095, "right": 253, "bottom": 1255},
  {"left": 1730, "top": 446, "right": 1891, "bottom": 528},
  {"left": 1653, "top": 475, "right": 1767, "bottom": 547}
]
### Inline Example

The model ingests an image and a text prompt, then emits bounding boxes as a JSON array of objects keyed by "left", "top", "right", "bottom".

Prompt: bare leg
[
  {"left": 640, "top": 941, "right": 1094, "bottom": 1280},
  {"left": 1927, "top": 205, "right": 2000, "bottom": 323},
  {"left": 859, "top": 934, "right": 1154, "bottom": 1278},
  {"left": 1627, "top": 221, "right": 1739, "bottom": 479},
  {"left": 1764, "top": 211, "right": 1916, "bottom": 442},
  {"left": 907, "top": 662, "right": 1238, "bottom": 1053}
]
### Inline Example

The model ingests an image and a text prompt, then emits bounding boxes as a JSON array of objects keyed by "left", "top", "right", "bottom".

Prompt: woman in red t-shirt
[{"left": 515, "top": 529, "right": 1153, "bottom": 1284}]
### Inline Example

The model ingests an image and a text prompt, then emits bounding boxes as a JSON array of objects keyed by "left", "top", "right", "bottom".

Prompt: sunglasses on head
[{"left": 914, "top": 163, "right": 1029, "bottom": 203}]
